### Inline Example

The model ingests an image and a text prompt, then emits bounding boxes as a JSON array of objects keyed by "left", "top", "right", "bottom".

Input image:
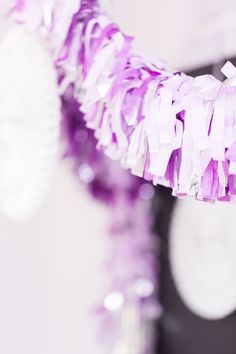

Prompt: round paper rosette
[
  {"left": 169, "top": 197, "right": 236, "bottom": 319},
  {"left": 0, "top": 23, "right": 61, "bottom": 220}
]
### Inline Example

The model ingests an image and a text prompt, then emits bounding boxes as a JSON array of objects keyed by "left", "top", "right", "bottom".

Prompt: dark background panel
[{"left": 154, "top": 59, "right": 236, "bottom": 353}]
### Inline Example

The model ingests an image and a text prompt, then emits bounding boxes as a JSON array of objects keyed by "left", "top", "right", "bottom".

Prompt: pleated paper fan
[
  {"left": 169, "top": 198, "right": 236, "bottom": 320},
  {"left": 0, "top": 24, "right": 61, "bottom": 220}
]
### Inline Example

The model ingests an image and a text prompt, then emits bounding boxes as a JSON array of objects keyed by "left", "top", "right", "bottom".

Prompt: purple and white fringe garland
[
  {"left": 62, "top": 90, "right": 160, "bottom": 354},
  {"left": 7, "top": 0, "right": 236, "bottom": 352},
  {"left": 57, "top": 0, "right": 236, "bottom": 203},
  {"left": 8, "top": 2, "right": 161, "bottom": 353},
  {"left": 11, "top": 0, "right": 236, "bottom": 202}
]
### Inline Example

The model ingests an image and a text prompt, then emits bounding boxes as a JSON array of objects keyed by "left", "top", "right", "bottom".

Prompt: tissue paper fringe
[
  {"left": 56, "top": 0, "right": 236, "bottom": 202},
  {"left": 13, "top": 0, "right": 236, "bottom": 202},
  {"left": 62, "top": 91, "right": 159, "bottom": 354}
]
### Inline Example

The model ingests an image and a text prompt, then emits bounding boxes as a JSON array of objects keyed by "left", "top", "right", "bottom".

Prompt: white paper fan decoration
[
  {"left": 0, "top": 24, "right": 61, "bottom": 221},
  {"left": 169, "top": 197, "right": 236, "bottom": 320}
]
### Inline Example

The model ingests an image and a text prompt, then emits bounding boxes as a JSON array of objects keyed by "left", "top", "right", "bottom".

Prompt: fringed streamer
[
  {"left": 8, "top": 2, "right": 159, "bottom": 354},
  {"left": 55, "top": 1, "right": 236, "bottom": 202},
  {"left": 11, "top": 1, "right": 236, "bottom": 202},
  {"left": 62, "top": 92, "right": 159, "bottom": 354}
]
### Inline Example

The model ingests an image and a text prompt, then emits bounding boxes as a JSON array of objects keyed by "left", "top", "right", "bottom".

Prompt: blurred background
[{"left": 1, "top": 0, "right": 236, "bottom": 353}]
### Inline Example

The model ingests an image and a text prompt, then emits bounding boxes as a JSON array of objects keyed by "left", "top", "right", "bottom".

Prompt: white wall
[
  {"left": 110, "top": 0, "right": 236, "bottom": 70},
  {"left": 1, "top": 1, "right": 236, "bottom": 353},
  {"left": 0, "top": 162, "right": 109, "bottom": 354}
]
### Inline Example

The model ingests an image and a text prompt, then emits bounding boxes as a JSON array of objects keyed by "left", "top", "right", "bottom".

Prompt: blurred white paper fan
[
  {"left": 0, "top": 24, "right": 61, "bottom": 221},
  {"left": 169, "top": 198, "right": 236, "bottom": 320}
]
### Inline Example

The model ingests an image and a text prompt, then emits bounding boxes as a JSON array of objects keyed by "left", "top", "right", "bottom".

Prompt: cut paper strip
[
  {"left": 170, "top": 197, "right": 236, "bottom": 320},
  {"left": 0, "top": 24, "right": 61, "bottom": 220}
]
